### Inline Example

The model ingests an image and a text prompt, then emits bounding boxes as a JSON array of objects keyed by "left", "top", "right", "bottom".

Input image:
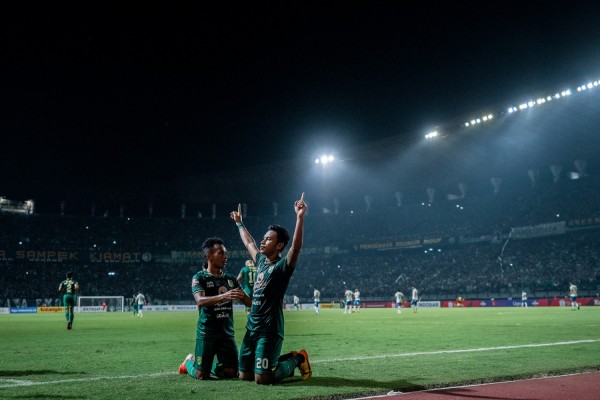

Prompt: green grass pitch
[{"left": 1, "top": 307, "right": 599, "bottom": 400}]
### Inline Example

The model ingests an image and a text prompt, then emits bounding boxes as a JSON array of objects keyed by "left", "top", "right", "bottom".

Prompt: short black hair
[
  {"left": 66, "top": 272, "right": 73, "bottom": 279},
  {"left": 202, "top": 237, "right": 224, "bottom": 258},
  {"left": 268, "top": 224, "right": 290, "bottom": 248}
]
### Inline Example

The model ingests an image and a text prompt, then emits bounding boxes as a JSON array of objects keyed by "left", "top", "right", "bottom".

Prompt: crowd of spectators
[{"left": 1, "top": 175, "right": 599, "bottom": 307}]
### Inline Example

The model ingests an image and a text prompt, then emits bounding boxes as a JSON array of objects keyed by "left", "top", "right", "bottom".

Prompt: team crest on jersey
[
  {"left": 254, "top": 272, "right": 265, "bottom": 289},
  {"left": 227, "top": 280, "right": 234, "bottom": 288},
  {"left": 268, "top": 266, "right": 274, "bottom": 274},
  {"left": 207, "top": 281, "right": 214, "bottom": 288}
]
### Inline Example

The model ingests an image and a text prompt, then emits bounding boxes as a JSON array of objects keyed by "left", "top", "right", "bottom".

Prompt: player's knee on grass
[
  {"left": 255, "top": 373, "right": 275, "bottom": 385},
  {"left": 221, "top": 367, "right": 238, "bottom": 379},
  {"left": 239, "top": 371, "right": 254, "bottom": 381},
  {"left": 196, "top": 369, "right": 211, "bottom": 380}
]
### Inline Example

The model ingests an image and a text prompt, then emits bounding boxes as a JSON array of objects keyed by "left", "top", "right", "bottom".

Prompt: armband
[{"left": 236, "top": 222, "right": 245, "bottom": 229}]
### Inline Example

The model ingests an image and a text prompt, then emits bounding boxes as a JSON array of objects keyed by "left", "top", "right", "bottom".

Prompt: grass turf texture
[{"left": 1, "top": 307, "right": 599, "bottom": 400}]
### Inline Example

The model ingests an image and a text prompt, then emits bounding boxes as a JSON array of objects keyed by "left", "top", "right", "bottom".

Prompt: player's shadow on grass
[
  {"left": 285, "top": 376, "right": 426, "bottom": 391},
  {"left": 0, "top": 370, "right": 85, "bottom": 377}
]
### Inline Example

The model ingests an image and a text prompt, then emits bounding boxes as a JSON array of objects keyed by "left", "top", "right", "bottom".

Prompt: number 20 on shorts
[{"left": 256, "top": 358, "right": 269, "bottom": 370}]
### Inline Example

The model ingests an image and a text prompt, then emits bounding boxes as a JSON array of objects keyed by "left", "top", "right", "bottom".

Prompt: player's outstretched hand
[
  {"left": 230, "top": 203, "right": 242, "bottom": 224},
  {"left": 294, "top": 193, "right": 307, "bottom": 217}
]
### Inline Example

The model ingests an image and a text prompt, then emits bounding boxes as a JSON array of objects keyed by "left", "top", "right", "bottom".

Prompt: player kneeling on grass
[
  {"left": 179, "top": 237, "right": 251, "bottom": 380},
  {"left": 230, "top": 194, "right": 312, "bottom": 384}
]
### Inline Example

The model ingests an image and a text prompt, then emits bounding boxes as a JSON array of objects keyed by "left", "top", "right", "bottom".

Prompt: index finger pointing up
[
  {"left": 300, "top": 192, "right": 305, "bottom": 202},
  {"left": 238, "top": 203, "right": 241, "bottom": 215}
]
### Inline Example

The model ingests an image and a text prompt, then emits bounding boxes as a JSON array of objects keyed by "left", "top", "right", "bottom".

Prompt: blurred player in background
[
  {"left": 237, "top": 259, "right": 258, "bottom": 314},
  {"left": 313, "top": 287, "right": 321, "bottom": 315},
  {"left": 230, "top": 194, "right": 312, "bottom": 384},
  {"left": 135, "top": 292, "right": 146, "bottom": 318},
  {"left": 293, "top": 295, "right": 300, "bottom": 311},
  {"left": 58, "top": 272, "right": 79, "bottom": 330},
  {"left": 131, "top": 295, "right": 138, "bottom": 316},
  {"left": 411, "top": 285, "right": 419, "bottom": 313},
  {"left": 569, "top": 282, "right": 579, "bottom": 310},
  {"left": 394, "top": 290, "right": 405, "bottom": 314},
  {"left": 353, "top": 288, "right": 361, "bottom": 313},
  {"left": 180, "top": 237, "right": 251, "bottom": 380},
  {"left": 456, "top": 296, "right": 463, "bottom": 308},
  {"left": 344, "top": 289, "right": 353, "bottom": 314},
  {"left": 521, "top": 291, "right": 528, "bottom": 308}
]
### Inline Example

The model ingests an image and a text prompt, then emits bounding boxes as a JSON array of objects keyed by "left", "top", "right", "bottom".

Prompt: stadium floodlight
[
  {"left": 315, "top": 154, "right": 335, "bottom": 165},
  {"left": 425, "top": 131, "right": 438, "bottom": 139}
]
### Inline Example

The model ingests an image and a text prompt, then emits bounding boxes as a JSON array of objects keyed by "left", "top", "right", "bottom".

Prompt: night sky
[{"left": 2, "top": 3, "right": 600, "bottom": 208}]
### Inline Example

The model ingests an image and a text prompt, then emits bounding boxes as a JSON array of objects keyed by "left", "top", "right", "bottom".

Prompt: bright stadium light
[
  {"left": 315, "top": 154, "right": 335, "bottom": 165},
  {"left": 425, "top": 131, "right": 438, "bottom": 139}
]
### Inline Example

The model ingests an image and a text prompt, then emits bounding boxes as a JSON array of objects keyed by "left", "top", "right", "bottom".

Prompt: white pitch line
[
  {"left": 0, "top": 371, "right": 177, "bottom": 388},
  {"left": 311, "top": 339, "right": 600, "bottom": 364},
  {"left": 1, "top": 339, "right": 599, "bottom": 389}
]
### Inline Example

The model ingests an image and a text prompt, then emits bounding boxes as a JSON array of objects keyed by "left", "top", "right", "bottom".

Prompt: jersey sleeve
[{"left": 191, "top": 273, "right": 205, "bottom": 296}]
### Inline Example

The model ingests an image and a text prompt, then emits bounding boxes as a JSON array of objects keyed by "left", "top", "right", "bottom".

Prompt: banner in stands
[
  {"left": 0, "top": 308, "right": 9, "bottom": 314},
  {"left": 170, "top": 246, "right": 344, "bottom": 263},
  {"left": 442, "top": 298, "right": 598, "bottom": 307},
  {"left": 416, "top": 301, "right": 441, "bottom": 308},
  {"left": 144, "top": 305, "right": 199, "bottom": 312},
  {"left": 79, "top": 306, "right": 105, "bottom": 312},
  {"left": 363, "top": 301, "right": 389, "bottom": 308},
  {"left": 567, "top": 216, "right": 600, "bottom": 228},
  {"left": 0, "top": 249, "right": 152, "bottom": 263},
  {"left": 38, "top": 306, "right": 63, "bottom": 313},
  {"left": 171, "top": 249, "right": 261, "bottom": 263},
  {"left": 511, "top": 221, "right": 566, "bottom": 239},
  {"left": 10, "top": 307, "right": 37, "bottom": 314},
  {"left": 356, "top": 237, "right": 444, "bottom": 251}
]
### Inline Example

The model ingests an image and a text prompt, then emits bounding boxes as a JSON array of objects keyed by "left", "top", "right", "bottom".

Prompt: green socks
[{"left": 273, "top": 353, "right": 303, "bottom": 382}]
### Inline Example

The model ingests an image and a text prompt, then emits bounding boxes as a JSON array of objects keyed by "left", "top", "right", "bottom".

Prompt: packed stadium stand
[{"left": 2, "top": 174, "right": 599, "bottom": 307}]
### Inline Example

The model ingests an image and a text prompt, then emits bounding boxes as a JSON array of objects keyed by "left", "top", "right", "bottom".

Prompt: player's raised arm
[
  {"left": 286, "top": 192, "right": 306, "bottom": 269},
  {"left": 230, "top": 203, "right": 259, "bottom": 261}
]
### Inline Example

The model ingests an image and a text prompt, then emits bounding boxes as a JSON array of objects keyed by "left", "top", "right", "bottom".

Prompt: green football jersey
[
  {"left": 238, "top": 264, "right": 258, "bottom": 294},
  {"left": 60, "top": 279, "right": 78, "bottom": 294},
  {"left": 246, "top": 253, "right": 294, "bottom": 338},
  {"left": 191, "top": 270, "right": 239, "bottom": 337}
]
